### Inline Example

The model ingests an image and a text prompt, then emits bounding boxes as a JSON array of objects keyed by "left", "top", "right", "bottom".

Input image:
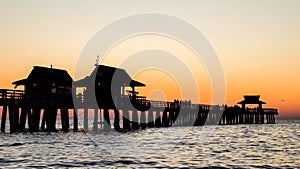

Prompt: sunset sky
[{"left": 0, "top": 0, "right": 299, "bottom": 119}]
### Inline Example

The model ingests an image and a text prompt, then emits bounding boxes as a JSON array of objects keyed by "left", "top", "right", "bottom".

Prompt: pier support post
[
  {"left": 169, "top": 109, "right": 174, "bottom": 126},
  {"left": 190, "top": 109, "right": 197, "bottom": 126},
  {"left": 162, "top": 109, "right": 168, "bottom": 127},
  {"left": 187, "top": 110, "right": 191, "bottom": 126},
  {"left": 272, "top": 115, "right": 276, "bottom": 123},
  {"left": 28, "top": 108, "right": 33, "bottom": 131},
  {"left": 147, "top": 111, "right": 154, "bottom": 128},
  {"left": 49, "top": 107, "right": 57, "bottom": 132},
  {"left": 20, "top": 106, "right": 29, "bottom": 131},
  {"left": 174, "top": 108, "right": 180, "bottom": 126},
  {"left": 1, "top": 106, "right": 7, "bottom": 133},
  {"left": 250, "top": 114, "right": 254, "bottom": 124},
  {"left": 180, "top": 109, "right": 185, "bottom": 126},
  {"left": 223, "top": 110, "right": 227, "bottom": 125},
  {"left": 93, "top": 108, "right": 98, "bottom": 133},
  {"left": 132, "top": 110, "right": 139, "bottom": 130},
  {"left": 83, "top": 108, "right": 88, "bottom": 131},
  {"left": 177, "top": 110, "right": 183, "bottom": 126},
  {"left": 8, "top": 105, "right": 14, "bottom": 133},
  {"left": 194, "top": 108, "right": 201, "bottom": 126},
  {"left": 9, "top": 105, "right": 19, "bottom": 133},
  {"left": 266, "top": 115, "right": 270, "bottom": 124},
  {"left": 206, "top": 111, "right": 211, "bottom": 125},
  {"left": 260, "top": 113, "right": 264, "bottom": 124},
  {"left": 237, "top": 113, "right": 241, "bottom": 124},
  {"left": 198, "top": 111, "right": 203, "bottom": 125},
  {"left": 41, "top": 109, "right": 47, "bottom": 130},
  {"left": 155, "top": 110, "right": 162, "bottom": 127},
  {"left": 255, "top": 114, "right": 259, "bottom": 124},
  {"left": 61, "top": 107, "right": 69, "bottom": 132},
  {"left": 113, "top": 109, "right": 120, "bottom": 131},
  {"left": 32, "top": 107, "right": 41, "bottom": 132},
  {"left": 42, "top": 107, "right": 50, "bottom": 131},
  {"left": 103, "top": 108, "right": 110, "bottom": 130},
  {"left": 269, "top": 115, "right": 272, "bottom": 124},
  {"left": 140, "top": 111, "right": 146, "bottom": 130},
  {"left": 66, "top": 109, "right": 70, "bottom": 130},
  {"left": 73, "top": 109, "right": 78, "bottom": 131},
  {"left": 122, "top": 109, "right": 131, "bottom": 131},
  {"left": 14, "top": 106, "right": 20, "bottom": 132}
]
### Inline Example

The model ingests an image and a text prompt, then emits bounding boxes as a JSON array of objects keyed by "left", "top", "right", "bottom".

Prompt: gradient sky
[{"left": 0, "top": 0, "right": 299, "bottom": 118}]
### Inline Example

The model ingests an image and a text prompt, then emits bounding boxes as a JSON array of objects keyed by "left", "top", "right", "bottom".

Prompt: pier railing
[
  {"left": 247, "top": 108, "right": 278, "bottom": 114},
  {"left": 134, "top": 96, "right": 150, "bottom": 106},
  {"left": 149, "top": 100, "right": 169, "bottom": 108},
  {"left": 149, "top": 100, "right": 212, "bottom": 110},
  {"left": 0, "top": 89, "right": 24, "bottom": 100},
  {"left": 0, "top": 88, "right": 279, "bottom": 133},
  {"left": 263, "top": 108, "right": 279, "bottom": 114}
]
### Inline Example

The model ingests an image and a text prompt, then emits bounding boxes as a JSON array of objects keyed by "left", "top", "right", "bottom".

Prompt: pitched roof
[
  {"left": 130, "top": 80, "right": 145, "bottom": 87},
  {"left": 74, "top": 65, "right": 145, "bottom": 87},
  {"left": 237, "top": 95, "right": 266, "bottom": 104},
  {"left": 12, "top": 66, "right": 72, "bottom": 88}
]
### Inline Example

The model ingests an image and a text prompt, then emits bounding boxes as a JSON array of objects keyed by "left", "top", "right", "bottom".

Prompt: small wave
[
  {"left": 0, "top": 142, "right": 24, "bottom": 147},
  {"left": 10, "top": 142, "right": 24, "bottom": 146},
  {"left": 0, "top": 158, "right": 26, "bottom": 164}
]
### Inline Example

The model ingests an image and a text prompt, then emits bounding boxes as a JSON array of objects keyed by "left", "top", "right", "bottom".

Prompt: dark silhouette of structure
[
  {"left": 0, "top": 64, "right": 279, "bottom": 133},
  {"left": 74, "top": 65, "right": 150, "bottom": 131},
  {"left": 236, "top": 95, "right": 277, "bottom": 124},
  {"left": 13, "top": 66, "right": 73, "bottom": 103},
  {"left": 74, "top": 65, "right": 150, "bottom": 111},
  {"left": 1, "top": 66, "right": 75, "bottom": 132}
]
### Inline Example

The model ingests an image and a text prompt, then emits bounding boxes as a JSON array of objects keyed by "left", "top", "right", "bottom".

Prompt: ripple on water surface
[{"left": 0, "top": 120, "right": 299, "bottom": 168}]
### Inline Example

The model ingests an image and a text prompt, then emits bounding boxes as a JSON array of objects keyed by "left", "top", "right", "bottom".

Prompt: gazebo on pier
[
  {"left": 237, "top": 95, "right": 265, "bottom": 112},
  {"left": 237, "top": 95, "right": 278, "bottom": 124}
]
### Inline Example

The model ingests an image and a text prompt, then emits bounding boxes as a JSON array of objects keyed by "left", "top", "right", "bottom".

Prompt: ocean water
[{"left": 0, "top": 120, "right": 299, "bottom": 168}]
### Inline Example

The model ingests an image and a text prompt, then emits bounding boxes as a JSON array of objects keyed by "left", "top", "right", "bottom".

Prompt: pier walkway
[{"left": 0, "top": 89, "right": 278, "bottom": 133}]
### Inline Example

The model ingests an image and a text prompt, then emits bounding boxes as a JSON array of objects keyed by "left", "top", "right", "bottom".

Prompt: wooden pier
[
  {"left": 0, "top": 65, "right": 279, "bottom": 133},
  {"left": 0, "top": 89, "right": 278, "bottom": 133},
  {"left": 0, "top": 89, "right": 77, "bottom": 133}
]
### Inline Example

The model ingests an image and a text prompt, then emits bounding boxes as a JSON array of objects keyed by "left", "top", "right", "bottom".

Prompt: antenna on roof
[{"left": 94, "top": 55, "right": 99, "bottom": 66}]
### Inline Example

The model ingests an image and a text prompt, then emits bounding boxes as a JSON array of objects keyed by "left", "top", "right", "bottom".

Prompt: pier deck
[{"left": 0, "top": 89, "right": 278, "bottom": 133}]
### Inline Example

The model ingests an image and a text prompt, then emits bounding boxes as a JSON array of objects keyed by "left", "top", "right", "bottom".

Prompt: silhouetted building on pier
[
  {"left": 74, "top": 64, "right": 151, "bottom": 131},
  {"left": 8, "top": 66, "right": 74, "bottom": 132},
  {"left": 12, "top": 66, "right": 73, "bottom": 104},
  {"left": 237, "top": 95, "right": 265, "bottom": 110},
  {"left": 236, "top": 95, "right": 278, "bottom": 124},
  {"left": 74, "top": 65, "right": 150, "bottom": 111}
]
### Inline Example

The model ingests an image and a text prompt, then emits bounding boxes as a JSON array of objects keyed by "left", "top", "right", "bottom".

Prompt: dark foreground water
[{"left": 0, "top": 120, "right": 299, "bottom": 168}]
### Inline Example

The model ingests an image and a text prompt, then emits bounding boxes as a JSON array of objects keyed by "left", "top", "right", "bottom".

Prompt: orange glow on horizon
[{"left": 0, "top": 1, "right": 299, "bottom": 119}]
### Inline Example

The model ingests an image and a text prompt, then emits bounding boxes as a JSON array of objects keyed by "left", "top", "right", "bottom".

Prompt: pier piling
[{"left": 1, "top": 106, "right": 7, "bottom": 133}]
